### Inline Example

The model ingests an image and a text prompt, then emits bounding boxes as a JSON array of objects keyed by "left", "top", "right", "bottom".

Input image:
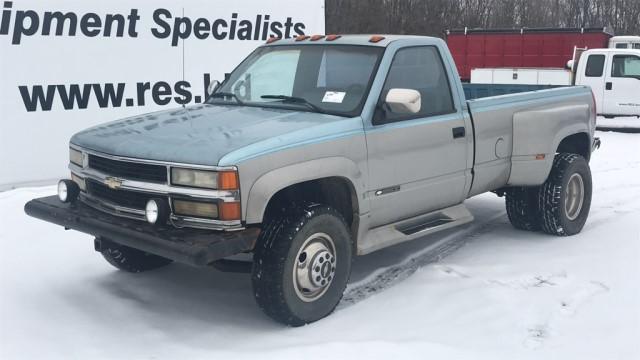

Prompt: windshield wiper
[
  {"left": 208, "top": 92, "right": 244, "bottom": 105},
  {"left": 261, "top": 95, "right": 326, "bottom": 114}
]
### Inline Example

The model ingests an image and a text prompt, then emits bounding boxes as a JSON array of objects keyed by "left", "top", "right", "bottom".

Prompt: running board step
[
  {"left": 398, "top": 218, "right": 453, "bottom": 235},
  {"left": 358, "top": 204, "right": 474, "bottom": 255}
]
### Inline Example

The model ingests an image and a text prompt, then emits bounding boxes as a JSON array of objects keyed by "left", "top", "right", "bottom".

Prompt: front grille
[
  {"left": 88, "top": 154, "right": 167, "bottom": 183},
  {"left": 86, "top": 180, "right": 162, "bottom": 209}
]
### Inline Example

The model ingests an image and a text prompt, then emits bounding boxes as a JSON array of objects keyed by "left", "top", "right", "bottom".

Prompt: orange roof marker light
[
  {"left": 266, "top": 36, "right": 280, "bottom": 44},
  {"left": 310, "top": 35, "right": 325, "bottom": 41},
  {"left": 295, "top": 35, "right": 310, "bottom": 41},
  {"left": 369, "top": 35, "right": 386, "bottom": 43},
  {"left": 325, "top": 34, "right": 342, "bottom": 41}
]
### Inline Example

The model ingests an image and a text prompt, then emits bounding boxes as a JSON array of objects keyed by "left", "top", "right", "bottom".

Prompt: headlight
[
  {"left": 173, "top": 199, "right": 219, "bottom": 218},
  {"left": 70, "top": 147, "right": 83, "bottom": 167},
  {"left": 70, "top": 173, "right": 86, "bottom": 191},
  {"left": 171, "top": 168, "right": 238, "bottom": 190}
]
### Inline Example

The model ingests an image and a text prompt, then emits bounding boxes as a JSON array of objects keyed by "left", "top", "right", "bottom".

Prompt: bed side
[{"left": 466, "top": 86, "right": 595, "bottom": 196}]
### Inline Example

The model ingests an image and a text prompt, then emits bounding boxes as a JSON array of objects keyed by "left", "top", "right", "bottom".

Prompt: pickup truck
[
  {"left": 573, "top": 48, "right": 640, "bottom": 117},
  {"left": 25, "top": 35, "right": 599, "bottom": 326}
]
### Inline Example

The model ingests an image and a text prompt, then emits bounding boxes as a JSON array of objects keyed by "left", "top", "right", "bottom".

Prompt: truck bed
[
  {"left": 463, "top": 83, "right": 563, "bottom": 100},
  {"left": 463, "top": 85, "right": 594, "bottom": 197}
]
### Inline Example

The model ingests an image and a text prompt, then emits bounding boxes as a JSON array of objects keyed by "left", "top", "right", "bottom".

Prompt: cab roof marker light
[
  {"left": 325, "top": 34, "right": 341, "bottom": 41},
  {"left": 369, "top": 35, "right": 386, "bottom": 43},
  {"left": 266, "top": 37, "right": 280, "bottom": 44},
  {"left": 310, "top": 35, "right": 325, "bottom": 41},
  {"left": 295, "top": 35, "right": 310, "bottom": 41}
]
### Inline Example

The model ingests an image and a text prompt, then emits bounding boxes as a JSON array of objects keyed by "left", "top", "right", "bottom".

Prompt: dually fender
[
  {"left": 509, "top": 103, "right": 591, "bottom": 186},
  {"left": 244, "top": 157, "right": 366, "bottom": 224}
]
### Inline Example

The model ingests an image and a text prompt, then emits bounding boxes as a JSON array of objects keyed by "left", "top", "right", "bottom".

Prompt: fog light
[
  {"left": 57, "top": 179, "right": 79, "bottom": 203},
  {"left": 145, "top": 198, "right": 169, "bottom": 225}
]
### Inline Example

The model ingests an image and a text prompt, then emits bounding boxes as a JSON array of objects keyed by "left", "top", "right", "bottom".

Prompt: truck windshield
[{"left": 209, "top": 45, "right": 384, "bottom": 117}]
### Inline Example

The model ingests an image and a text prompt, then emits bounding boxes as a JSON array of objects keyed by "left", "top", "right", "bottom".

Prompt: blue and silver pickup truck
[{"left": 25, "top": 35, "right": 599, "bottom": 326}]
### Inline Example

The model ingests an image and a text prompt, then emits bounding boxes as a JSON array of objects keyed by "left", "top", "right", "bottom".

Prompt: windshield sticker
[{"left": 322, "top": 91, "right": 346, "bottom": 103}]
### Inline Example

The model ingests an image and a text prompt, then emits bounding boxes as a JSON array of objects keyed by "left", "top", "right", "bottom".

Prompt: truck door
[
  {"left": 364, "top": 46, "right": 470, "bottom": 227},
  {"left": 578, "top": 53, "right": 606, "bottom": 113},
  {"left": 603, "top": 53, "right": 640, "bottom": 115}
]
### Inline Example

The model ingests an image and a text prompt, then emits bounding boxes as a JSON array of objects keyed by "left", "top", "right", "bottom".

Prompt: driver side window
[
  {"left": 612, "top": 55, "right": 640, "bottom": 78},
  {"left": 375, "top": 46, "right": 455, "bottom": 125}
]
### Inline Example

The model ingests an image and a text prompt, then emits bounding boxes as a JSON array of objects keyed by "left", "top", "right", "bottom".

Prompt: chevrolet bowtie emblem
[{"left": 105, "top": 177, "right": 123, "bottom": 190}]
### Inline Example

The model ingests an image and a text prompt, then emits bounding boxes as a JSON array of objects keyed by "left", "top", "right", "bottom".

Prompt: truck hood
[{"left": 70, "top": 104, "right": 347, "bottom": 166}]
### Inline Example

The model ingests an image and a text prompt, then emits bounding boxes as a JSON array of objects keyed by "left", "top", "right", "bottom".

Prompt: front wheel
[
  {"left": 538, "top": 153, "right": 592, "bottom": 236},
  {"left": 251, "top": 204, "right": 352, "bottom": 326}
]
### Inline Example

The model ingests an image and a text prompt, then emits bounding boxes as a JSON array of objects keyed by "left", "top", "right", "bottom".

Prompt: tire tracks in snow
[{"left": 338, "top": 212, "right": 507, "bottom": 308}]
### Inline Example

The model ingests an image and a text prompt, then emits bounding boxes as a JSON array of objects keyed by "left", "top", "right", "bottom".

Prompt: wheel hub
[
  {"left": 293, "top": 233, "right": 336, "bottom": 302},
  {"left": 565, "top": 173, "right": 585, "bottom": 221}
]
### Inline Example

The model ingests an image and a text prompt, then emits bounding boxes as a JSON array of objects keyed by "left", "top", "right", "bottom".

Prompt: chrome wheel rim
[
  {"left": 565, "top": 173, "right": 585, "bottom": 221},
  {"left": 293, "top": 233, "right": 337, "bottom": 302}
]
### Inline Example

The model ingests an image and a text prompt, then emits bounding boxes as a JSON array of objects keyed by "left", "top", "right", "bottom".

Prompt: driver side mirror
[
  {"left": 385, "top": 88, "right": 421, "bottom": 114},
  {"left": 207, "top": 80, "right": 221, "bottom": 96}
]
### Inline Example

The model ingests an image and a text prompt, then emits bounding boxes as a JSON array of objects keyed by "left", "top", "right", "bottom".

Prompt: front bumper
[{"left": 24, "top": 196, "right": 259, "bottom": 266}]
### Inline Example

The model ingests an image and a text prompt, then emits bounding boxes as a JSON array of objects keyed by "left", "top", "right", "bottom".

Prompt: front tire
[
  {"left": 100, "top": 240, "right": 173, "bottom": 273},
  {"left": 251, "top": 203, "right": 352, "bottom": 326},
  {"left": 538, "top": 153, "right": 592, "bottom": 236}
]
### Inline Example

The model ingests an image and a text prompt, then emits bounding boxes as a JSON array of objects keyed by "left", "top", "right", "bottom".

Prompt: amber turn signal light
[
  {"left": 218, "top": 171, "right": 239, "bottom": 190},
  {"left": 266, "top": 37, "right": 280, "bottom": 44},
  {"left": 219, "top": 202, "right": 241, "bottom": 221}
]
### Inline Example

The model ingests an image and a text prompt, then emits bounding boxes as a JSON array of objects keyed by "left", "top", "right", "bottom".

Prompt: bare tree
[{"left": 325, "top": 0, "right": 640, "bottom": 37}]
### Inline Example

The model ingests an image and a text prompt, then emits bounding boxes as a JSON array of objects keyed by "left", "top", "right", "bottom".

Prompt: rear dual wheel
[{"left": 506, "top": 153, "right": 592, "bottom": 236}]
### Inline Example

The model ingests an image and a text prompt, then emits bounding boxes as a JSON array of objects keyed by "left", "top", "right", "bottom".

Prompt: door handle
[
  {"left": 606, "top": 82, "right": 612, "bottom": 90},
  {"left": 452, "top": 127, "right": 466, "bottom": 139}
]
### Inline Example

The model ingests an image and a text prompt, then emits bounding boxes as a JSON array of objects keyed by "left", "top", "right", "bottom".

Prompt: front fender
[{"left": 244, "top": 157, "right": 366, "bottom": 224}]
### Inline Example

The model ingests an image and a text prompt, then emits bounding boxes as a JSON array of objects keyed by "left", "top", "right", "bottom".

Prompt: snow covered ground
[{"left": 1, "top": 130, "right": 638, "bottom": 360}]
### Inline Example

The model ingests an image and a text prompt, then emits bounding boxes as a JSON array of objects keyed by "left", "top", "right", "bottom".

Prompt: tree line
[{"left": 326, "top": 0, "right": 640, "bottom": 37}]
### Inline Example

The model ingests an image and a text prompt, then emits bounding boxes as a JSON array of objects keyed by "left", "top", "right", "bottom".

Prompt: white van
[
  {"left": 609, "top": 36, "right": 640, "bottom": 50},
  {"left": 574, "top": 48, "right": 640, "bottom": 117}
]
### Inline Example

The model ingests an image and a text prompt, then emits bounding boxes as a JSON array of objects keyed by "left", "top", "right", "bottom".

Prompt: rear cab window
[{"left": 585, "top": 55, "right": 605, "bottom": 77}]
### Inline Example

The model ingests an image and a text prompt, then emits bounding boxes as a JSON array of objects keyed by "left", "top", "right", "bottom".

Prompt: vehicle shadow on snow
[
  {"left": 64, "top": 196, "right": 516, "bottom": 330},
  {"left": 63, "top": 263, "right": 281, "bottom": 332}
]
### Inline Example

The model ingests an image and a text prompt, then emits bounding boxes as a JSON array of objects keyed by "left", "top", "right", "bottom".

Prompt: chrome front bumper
[{"left": 69, "top": 146, "right": 243, "bottom": 231}]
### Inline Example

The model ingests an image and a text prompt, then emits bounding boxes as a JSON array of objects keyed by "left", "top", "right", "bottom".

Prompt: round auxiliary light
[
  {"left": 57, "top": 179, "right": 79, "bottom": 203},
  {"left": 145, "top": 198, "right": 169, "bottom": 225}
]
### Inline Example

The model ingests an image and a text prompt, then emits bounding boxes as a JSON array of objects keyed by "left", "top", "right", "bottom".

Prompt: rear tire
[
  {"left": 251, "top": 203, "right": 352, "bottom": 326},
  {"left": 505, "top": 186, "right": 541, "bottom": 231},
  {"left": 100, "top": 240, "right": 173, "bottom": 273},
  {"left": 538, "top": 153, "right": 592, "bottom": 236}
]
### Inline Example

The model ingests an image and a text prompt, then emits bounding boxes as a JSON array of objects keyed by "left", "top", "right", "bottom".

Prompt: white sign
[{"left": 0, "top": 0, "right": 325, "bottom": 189}]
